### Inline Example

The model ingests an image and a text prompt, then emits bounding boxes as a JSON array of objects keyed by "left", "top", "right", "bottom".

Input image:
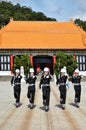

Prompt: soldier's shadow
[
  {"left": 69, "top": 103, "right": 77, "bottom": 108},
  {"left": 55, "top": 104, "right": 62, "bottom": 109},
  {"left": 39, "top": 106, "right": 45, "bottom": 111},
  {"left": 27, "top": 104, "right": 36, "bottom": 109}
]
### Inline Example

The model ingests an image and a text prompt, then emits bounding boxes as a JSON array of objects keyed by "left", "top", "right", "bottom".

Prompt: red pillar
[
  {"left": 10, "top": 54, "right": 13, "bottom": 74},
  {"left": 30, "top": 54, "right": 33, "bottom": 66},
  {"left": 53, "top": 54, "right": 56, "bottom": 65},
  {"left": 73, "top": 54, "right": 76, "bottom": 60}
]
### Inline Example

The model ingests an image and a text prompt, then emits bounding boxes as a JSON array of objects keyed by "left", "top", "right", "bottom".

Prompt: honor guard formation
[{"left": 11, "top": 67, "right": 82, "bottom": 111}]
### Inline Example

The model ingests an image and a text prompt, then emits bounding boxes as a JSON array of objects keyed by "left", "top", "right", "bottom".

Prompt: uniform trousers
[
  {"left": 74, "top": 85, "right": 81, "bottom": 102},
  {"left": 27, "top": 86, "right": 35, "bottom": 104},
  {"left": 59, "top": 85, "right": 66, "bottom": 104},
  {"left": 42, "top": 86, "right": 50, "bottom": 106},
  {"left": 14, "top": 85, "right": 21, "bottom": 103}
]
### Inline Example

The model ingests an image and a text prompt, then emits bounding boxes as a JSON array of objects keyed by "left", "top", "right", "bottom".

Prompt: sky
[{"left": 5, "top": 0, "right": 86, "bottom": 21}]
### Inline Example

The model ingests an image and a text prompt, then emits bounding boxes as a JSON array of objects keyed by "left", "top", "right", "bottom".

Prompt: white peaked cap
[
  {"left": 61, "top": 68, "right": 66, "bottom": 73},
  {"left": 29, "top": 68, "right": 34, "bottom": 73},
  {"left": 63, "top": 66, "right": 66, "bottom": 70},
  {"left": 44, "top": 67, "right": 49, "bottom": 72},
  {"left": 74, "top": 69, "right": 79, "bottom": 73},
  {"left": 15, "top": 69, "right": 20, "bottom": 73},
  {"left": 21, "top": 66, "right": 24, "bottom": 69}
]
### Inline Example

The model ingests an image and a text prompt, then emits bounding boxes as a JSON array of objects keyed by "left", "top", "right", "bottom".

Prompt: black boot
[
  {"left": 43, "top": 100, "right": 46, "bottom": 106},
  {"left": 30, "top": 103, "right": 34, "bottom": 109},
  {"left": 45, "top": 106, "right": 49, "bottom": 112},
  {"left": 62, "top": 104, "right": 65, "bottom": 110}
]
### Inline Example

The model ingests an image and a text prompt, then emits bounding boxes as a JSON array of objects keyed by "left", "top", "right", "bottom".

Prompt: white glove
[
  {"left": 66, "top": 83, "right": 70, "bottom": 90},
  {"left": 11, "top": 84, "right": 15, "bottom": 87}
]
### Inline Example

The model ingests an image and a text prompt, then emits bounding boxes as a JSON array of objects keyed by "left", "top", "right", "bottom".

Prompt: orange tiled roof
[{"left": 0, "top": 20, "right": 86, "bottom": 49}]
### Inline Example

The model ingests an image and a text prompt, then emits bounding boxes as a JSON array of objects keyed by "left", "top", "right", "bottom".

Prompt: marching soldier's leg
[
  {"left": 30, "top": 91, "right": 35, "bottom": 109},
  {"left": 16, "top": 88, "right": 21, "bottom": 107},
  {"left": 59, "top": 87, "right": 66, "bottom": 110},
  {"left": 43, "top": 90, "right": 47, "bottom": 106},
  {"left": 59, "top": 87, "right": 63, "bottom": 104},
  {"left": 60, "top": 93, "right": 63, "bottom": 104},
  {"left": 59, "top": 87, "right": 64, "bottom": 107},
  {"left": 27, "top": 87, "right": 30, "bottom": 99},
  {"left": 14, "top": 87, "right": 19, "bottom": 107},
  {"left": 15, "top": 92, "right": 19, "bottom": 107},
  {"left": 62, "top": 88, "right": 66, "bottom": 110},
  {"left": 30, "top": 92, "right": 32, "bottom": 103},
  {"left": 14, "top": 87, "right": 17, "bottom": 101},
  {"left": 74, "top": 86, "right": 79, "bottom": 107},
  {"left": 45, "top": 90, "right": 50, "bottom": 112},
  {"left": 78, "top": 86, "right": 81, "bottom": 102},
  {"left": 76, "top": 86, "right": 81, "bottom": 108},
  {"left": 18, "top": 88, "right": 21, "bottom": 103},
  {"left": 27, "top": 87, "right": 32, "bottom": 106}
]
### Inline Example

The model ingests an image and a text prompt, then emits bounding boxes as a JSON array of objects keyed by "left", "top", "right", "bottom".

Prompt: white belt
[
  {"left": 60, "top": 83, "right": 66, "bottom": 86},
  {"left": 42, "top": 84, "right": 50, "bottom": 86},
  {"left": 28, "top": 84, "right": 35, "bottom": 86},
  {"left": 15, "top": 83, "right": 21, "bottom": 85}
]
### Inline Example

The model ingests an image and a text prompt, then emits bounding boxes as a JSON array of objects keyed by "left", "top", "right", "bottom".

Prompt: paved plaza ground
[{"left": 0, "top": 77, "right": 86, "bottom": 130}]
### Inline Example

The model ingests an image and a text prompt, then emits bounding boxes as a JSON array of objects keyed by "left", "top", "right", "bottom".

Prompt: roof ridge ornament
[
  {"left": 69, "top": 18, "right": 74, "bottom": 23},
  {"left": 10, "top": 17, "right": 13, "bottom": 22},
  {"left": 83, "top": 37, "right": 86, "bottom": 46}
]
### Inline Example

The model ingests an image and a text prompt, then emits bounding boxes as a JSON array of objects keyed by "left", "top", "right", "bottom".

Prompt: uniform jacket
[
  {"left": 26, "top": 75, "right": 37, "bottom": 85},
  {"left": 57, "top": 75, "right": 68, "bottom": 87},
  {"left": 39, "top": 74, "right": 51, "bottom": 89},
  {"left": 72, "top": 75, "right": 81, "bottom": 85},
  {"left": 11, "top": 74, "right": 22, "bottom": 87},
  {"left": 26, "top": 75, "right": 37, "bottom": 91}
]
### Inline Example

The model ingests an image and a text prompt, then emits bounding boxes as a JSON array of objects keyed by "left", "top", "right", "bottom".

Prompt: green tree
[
  {"left": 54, "top": 52, "right": 77, "bottom": 76},
  {"left": 74, "top": 19, "right": 86, "bottom": 31},
  {"left": 20, "top": 55, "right": 32, "bottom": 76},
  {"left": 0, "top": 1, "right": 56, "bottom": 28},
  {"left": 12, "top": 54, "right": 32, "bottom": 77}
]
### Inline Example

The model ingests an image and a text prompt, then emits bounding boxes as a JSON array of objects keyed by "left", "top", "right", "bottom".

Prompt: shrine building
[{"left": 0, "top": 19, "right": 86, "bottom": 75}]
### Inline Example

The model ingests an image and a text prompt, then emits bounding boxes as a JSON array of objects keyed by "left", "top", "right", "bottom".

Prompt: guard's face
[
  {"left": 74, "top": 72, "right": 79, "bottom": 76},
  {"left": 61, "top": 72, "right": 65, "bottom": 76},
  {"left": 44, "top": 71, "right": 49, "bottom": 75},
  {"left": 30, "top": 72, "right": 34, "bottom": 77},
  {"left": 16, "top": 72, "right": 19, "bottom": 76}
]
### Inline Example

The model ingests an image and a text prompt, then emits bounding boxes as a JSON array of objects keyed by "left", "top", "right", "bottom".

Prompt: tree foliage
[
  {"left": 0, "top": 1, "right": 56, "bottom": 28},
  {"left": 74, "top": 19, "right": 86, "bottom": 31},
  {"left": 12, "top": 54, "right": 32, "bottom": 76},
  {"left": 54, "top": 52, "right": 77, "bottom": 76},
  {"left": 1, "top": 1, "right": 86, "bottom": 31}
]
